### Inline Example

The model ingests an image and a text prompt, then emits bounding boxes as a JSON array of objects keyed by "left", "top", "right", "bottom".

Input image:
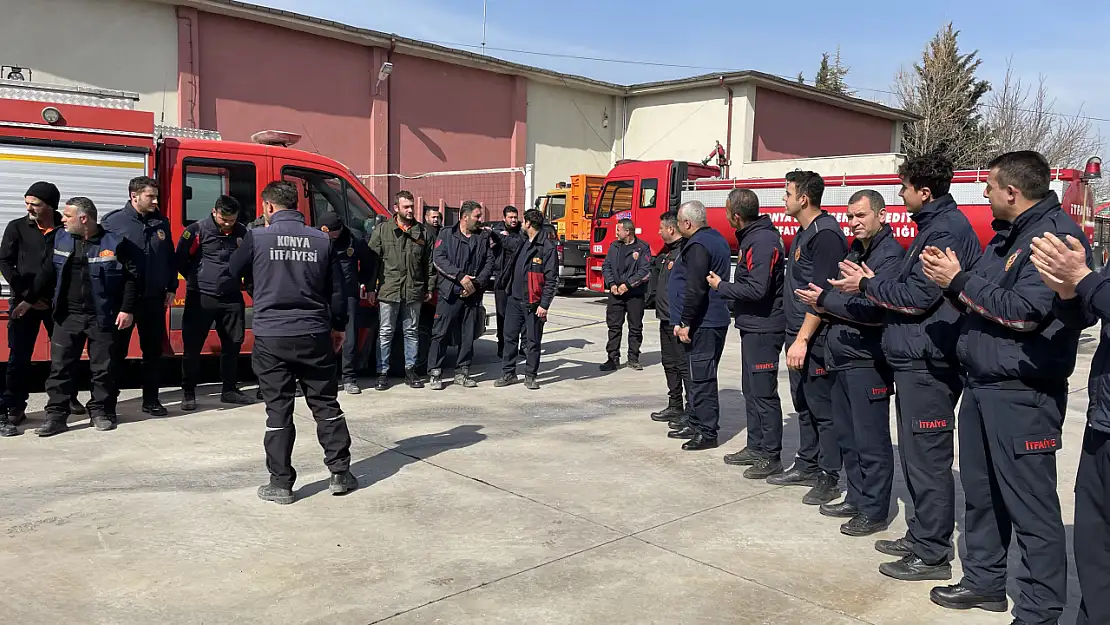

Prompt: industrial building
[{"left": 0, "top": 0, "right": 914, "bottom": 212}]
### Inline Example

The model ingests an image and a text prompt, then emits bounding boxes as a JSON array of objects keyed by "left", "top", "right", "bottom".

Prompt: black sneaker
[
  {"left": 0, "top": 416, "right": 17, "bottom": 437},
  {"left": 875, "top": 537, "right": 913, "bottom": 558},
  {"left": 454, "top": 370, "right": 478, "bottom": 388},
  {"left": 7, "top": 408, "right": 26, "bottom": 426},
  {"left": 182, "top": 392, "right": 198, "bottom": 412},
  {"left": 36, "top": 419, "right": 68, "bottom": 437},
  {"left": 257, "top": 484, "right": 294, "bottom": 505},
  {"left": 880, "top": 554, "right": 953, "bottom": 581},
  {"left": 376, "top": 374, "right": 389, "bottom": 391},
  {"left": 840, "top": 513, "right": 889, "bottom": 537},
  {"left": 221, "top": 390, "right": 254, "bottom": 405},
  {"left": 428, "top": 370, "right": 444, "bottom": 390},
  {"left": 141, "top": 401, "right": 168, "bottom": 417},
  {"left": 723, "top": 447, "right": 763, "bottom": 466},
  {"left": 802, "top": 473, "right": 840, "bottom": 505},
  {"left": 599, "top": 358, "right": 619, "bottom": 372},
  {"left": 405, "top": 368, "right": 424, "bottom": 389},
  {"left": 91, "top": 415, "right": 116, "bottom": 432},
  {"left": 743, "top": 457, "right": 783, "bottom": 479},
  {"left": 344, "top": 382, "right": 362, "bottom": 395},
  {"left": 627, "top": 358, "right": 643, "bottom": 371},
  {"left": 494, "top": 373, "right": 517, "bottom": 387},
  {"left": 766, "top": 464, "right": 822, "bottom": 487},
  {"left": 68, "top": 399, "right": 86, "bottom": 415},
  {"left": 524, "top": 375, "right": 539, "bottom": 390},
  {"left": 329, "top": 470, "right": 359, "bottom": 495},
  {"left": 819, "top": 501, "right": 859, "bottom": 519}
]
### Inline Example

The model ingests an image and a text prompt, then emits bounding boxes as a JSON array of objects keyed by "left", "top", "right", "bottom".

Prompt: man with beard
[
  {"left": 492, "top": 205, "right": 525, "bottom": 359},
  {"left": 600, "top": 218, "right": 651, "bottom": 371}
]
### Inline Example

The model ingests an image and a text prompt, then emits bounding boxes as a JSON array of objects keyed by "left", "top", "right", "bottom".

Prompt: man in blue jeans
[{"left": 368, "top": 190, "right": 435, "bottom": 390}]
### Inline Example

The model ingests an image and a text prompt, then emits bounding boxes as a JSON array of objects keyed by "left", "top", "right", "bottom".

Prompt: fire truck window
[
  {"left": 597, "top": 180, "right": 634, "bottom": 219},
  {"left": 640, "top": 179, "right": 658, "bottom": 208},
  {"left": 182, "top": 160, "right": 256, "bottom": 226},
  {"left": 344, "top": 184, "right": 374, "bottom": 236},
  {"left": 282, "top": 168, "right": 347, "bottom": 228}
]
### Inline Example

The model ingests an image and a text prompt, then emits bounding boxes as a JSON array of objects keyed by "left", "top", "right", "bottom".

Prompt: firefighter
[
  {"left": 102, "top": 176, "right": 177, "bottom": 417},
  {"left": 921, "top": 151, "right": 1083, "bottom": 623},
  {"left": 648, "top": 210, "right": 689, "bottom": 426},
  {"left": 600, "top": 218, "right": 651, "bottom": 371},
  {"left": 493, "top": 208, "right": 557, "bottom": 390},
  {"left": 773, "top": 171, "right": 847, "bottom": 506},
  {"left": 423, "top": 206, "right": 443, "bottom": 242},
  {"left": 34, "top": 197, "right": 140, "bottom": 437},
  {"left": 665, "top": 200, "right": 730, "bottom": 451},
  {"left": 796, "top": 190, "right": 903, "bottom": 537},
  {"left": 427, "top": 200, "right": 494, "bottom": 390},
  {"left": 0, "top": 182, "right": 74, "bottom": 436},
  {"left": 707, "top": 188, "right": 787, "bottom": 479},
  {"left": 176, "top": 195, "right": 253, "bottom": 411},
  {"left": 1032, "top": 230, "right": 1110, "bottom": 625},
  {"left": 492, "top": 206, "right": 526, "bottom": 359},
  {"left": 834, "top": 154, "right": 979, "bottom": 581},
  {"left": 229, "top": 181, "right": 355, "bottom": 505},
  {"left": 315, "top": 211, "right": 375, "bottom": 394},
  {"left": 411, "top": 206, "right": 443, "bottom": 378}
]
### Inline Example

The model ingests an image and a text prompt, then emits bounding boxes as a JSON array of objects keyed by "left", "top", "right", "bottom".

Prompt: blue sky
[{"left": 257, "top": 0, "right": 1109, "bottom": 150}]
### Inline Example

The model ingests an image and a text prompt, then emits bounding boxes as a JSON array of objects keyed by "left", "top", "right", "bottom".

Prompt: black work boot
[
  {"left": 840, "top": 513, "right": 889, "bottom": 537},
  {"left": 405, "top": 368, "right": 424, "bottom": 389},
  {"left": 627, "top": 357, "right": 643, "bottom": 371},
  {"left": 454, "top": 368, "right": 478, "bottom": 389},
  {"left": 599, "top": 357, "right": 619, "bottom": 372},
  {"left": 221, "top": 390, "right": 254, "bottom": 405},
  {"left": 819, "top": 501, "right": 859, "bottom": 518},
  {"left": 744, "top": 457, "right": 783, "bottom": 479},
  {"left": 524, "top": 375, "right": 539, "bottom": 390},
  {"left": 329, "top": 470, "right": 359, "bottom": 495},
  {"left": 722, "top": 447, "right": 763, "bottom": 466},
  {"left": 36, "top": 418, "right": 69, "bottom": 437},
  {"left": 667, "top": 426, "right": 697, "bottom": 439},
  {"left": 494, "top": 373, "right": 517, "bottom": 387},
  {"left": 91, "top": 414, "right": 116, "bottom": 432},
  {"left": 181, "top": 391, "right": 198, "bottom": 412},
  {"left": 802, "top": 473, "right": 840, "bottom": 505},
  {"left": 141, "top": 400, "right": 168, "bottom": 416},
  {"left": 257, "top": 483, "right": 294, "bottom": 505},
  {"left": 929, "top": 583, "right": 1007, "bottom": 612},
  {"left": 766, "top": 463, "right": 822, "bottom": 487},
  {"left": 0, "top": 415, "right": 17, "bottom": 437},
  {"left": 650, "top": 405, "right": 684, "bottom": 422},
  {"left": 682, "top": 433, "right": 718, "bottom": 451},
  {"left": 881, "top": 554, "right": 953, "bottom": 582},
  {"left": 875, "top": 537, "right": 913, "bottom": 558},
  {"left": 7, "top": 408, "right": 26, "bottom": 426},
  {"left": 428, "top": 369, "right": 444, "bottom": 391},
  {"left": 376, "top": 374, "right": 389, "bottom": 391}
]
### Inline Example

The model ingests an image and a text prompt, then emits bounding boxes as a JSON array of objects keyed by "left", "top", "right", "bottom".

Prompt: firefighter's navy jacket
[
  {"left": 716, "top": 215, "right": 785, "bottom": 333},
  {"left": 229, "top": 209, "right": 346, "bottom": 336},
  {"left": 432, "top": 224, "right": 495, "bottom": 300},
  {"left": 332, "top": 226, "right": 374, "bottom": 300},
  {"left": 176, "top": 216, "right": 248, "bottom": 299},
  {"left": 1055, "top": 266, "right": 1110, "bottom": 433},
  {"left": 783, "top": 211, "right": 847, "bottom": 335},
  {"left": 860, "top": 194, "right": 980, "bottom": 370},
  {"left": 653, "top": 238, "right": 685, "bottom": 322},
  {"left": 947, "top": 192, "right": 1090, "bottom": 386},
  {"left": 102, "top": 203, "right": 177, "bottom": 298},
  {"left": 492, "top": 225, "right": 526, "bottom": 291},
  {"left": 49, "top": 228, "right": 139, "bottom": 329},
  {"left": 508, "top": 230, "right": 558, "bottom": 310},
  {"left": 818, "top": 224, "right": 904, "bottom": 370},
  {"left": 602, "top": 237, "right": 652, "bottom": 296},
  {"left": 668, "top": 226, "right": 731, "bottom": 331}
]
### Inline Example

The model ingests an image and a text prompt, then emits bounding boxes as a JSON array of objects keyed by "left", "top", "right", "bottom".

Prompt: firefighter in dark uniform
[
  {"left": 494, "top": 209, "right": 557, "bottom": 390},
  {"left": 412, "top": 206, "right": 442, "bottom": 377},
  {"left": 1033, "top": 229, "right": 1110, "bottom": 625},
  {"left": 427, "top": 200, "right": 494, "bottom": 390},
  {"left": 648, "top": 210, "right": 689, "bottom": 425},
  {"left": 34, "top": 197, "right": 139, "bottom": 437},
  {"left": 797, "top": 190, "right": 903, "bottom": 537},
  {"left": 175, "top": 195, "right": 253, "bottom": 411},
  {"left": 708, "top": 189, "right": 787, "bottom": 478},
  {"left": 229, "top": 181, "right": 354, "bottom": 505},
  {"left": 921, "top": 151, "right": 1084, "bottom": 623},
  {"left": 666, "top": 200, "right": 730, "bottom": 451},
  {"left": 835, "top": 154, "right": 980, "bottom": 581},
  {"left": 492, "top": 206, "right": 525, "bottom": 359},
  {"left": 600, "top": 218, "right": 651, "bottom": 371},
  {"left": 316, "top": 211, "right": 374, "bottom": 395},
  {"left": 774, "top": 171, "right": 848, "bottom": 506},
  {"left": 102, "top": 176, "right": 177, "bottom": 417},
  {"left": 0, "top": 182, "right": 75, "bottom": 436}
]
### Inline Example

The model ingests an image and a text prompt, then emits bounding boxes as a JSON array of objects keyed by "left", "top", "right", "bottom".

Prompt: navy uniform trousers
[
  {"left": 958, "top": 384, "right": 1068, "bottom": 625},
  {"left": 658, "top": 320, "right": 691, "bottom": 413},
  {"left": 684, "top": 325, "right": 727, "bottom": 437},
  {"left": 253, "top": 333, "right": 352, "bottom": 489},
  {"left": 831, "top": 365, "right": 894, "bottom": 521},
  {"left": 1075, "top": 425, "right": 1110, "bottom": 625},
  {"left": 740, "top": 331, "right": 785, "bottom": 459},
  {"left": 894, "top": 369, "right": 961, "bottom": 565},
  {"left": 501, "top": 296, "right": 544, "bottom": 377},
  {"left": 789, "top": 333, "right": 839, "bottom": 475}
]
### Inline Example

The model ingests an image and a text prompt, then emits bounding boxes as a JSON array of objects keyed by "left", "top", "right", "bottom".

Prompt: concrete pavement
[{"left": 0, "top": 291, "right": 1094, "bottom": 624}]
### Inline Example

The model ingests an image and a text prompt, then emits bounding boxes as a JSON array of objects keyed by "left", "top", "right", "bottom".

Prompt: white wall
[
  {"left": 623, "top": 86, "right": 748, "bottom": 165},
  {"left": 735, "top": 153, "right": 906, "bottom": 180},
  {"left": 0, "top": 0, "right": 179, "bottom": 124},
  {"left": 526, "top": 80, "right": 616, "bottom": 196}
]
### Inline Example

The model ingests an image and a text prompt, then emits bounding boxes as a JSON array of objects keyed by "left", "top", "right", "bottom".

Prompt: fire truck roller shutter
[{"left": 0, "top": 143, "right": 147, "bottom": 295}]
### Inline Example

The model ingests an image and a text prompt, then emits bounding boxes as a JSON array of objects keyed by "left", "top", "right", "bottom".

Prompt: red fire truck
[
  {"left": 0, "top": 79, "right": 391, "bottom": 363},
  {"left": 585, "top": 158, "right": 1103, "bottom": 293}
]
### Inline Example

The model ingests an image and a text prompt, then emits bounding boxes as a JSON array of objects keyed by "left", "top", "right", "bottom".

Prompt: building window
[{"left": 182, "top": 160, "right": 256, "bottom": 225}]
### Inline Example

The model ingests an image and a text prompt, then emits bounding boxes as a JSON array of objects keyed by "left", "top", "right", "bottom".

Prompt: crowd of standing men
[{"left": 595, "top": 150, "right": 1105, "bottom": 625}]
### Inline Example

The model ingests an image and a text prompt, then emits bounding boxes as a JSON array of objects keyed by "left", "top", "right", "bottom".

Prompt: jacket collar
[
  {"left": 124, "top": 202, "right": 164, "bottom": 223},
  {"left": 912, "top": 194, "right": 958, "bottom": 228},
  {"left": 852, "top": 223, "right": 893, "bottom": 258},
  {"left": 26, "top": 211, "right": 63, "bottom": 232},
  {"left": 991, "top": 192, "right": 1061, "bottom": 242},
  {"left": 270, "top": 209, "right": 305, "bottom": 225},
  {"left": 736, "top": 214, "right": 774, "bottom": 242}
]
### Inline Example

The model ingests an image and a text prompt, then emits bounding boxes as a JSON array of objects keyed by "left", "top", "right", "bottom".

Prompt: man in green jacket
[{"left": 368, "top": 190, "right": 435, "bottom": 390}]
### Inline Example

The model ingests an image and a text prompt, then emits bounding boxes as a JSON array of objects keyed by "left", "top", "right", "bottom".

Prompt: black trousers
[
  {"left": 894, "top": 369, "right": 960, "bottom": 565},
  {"left": 4, "top": 307, "right": 53, "bottom": 413},
  {"left": 45, "top": 312, "right": 114, "bottom": 420},
  {"left": 494, "top": 288, "right": 520, "bottom": 357},
  {"left": 831, "top": 365, "right": 894, "bottom": 521},
  {"left": 605, "top": 294, "right": 645, "bottom": 361},
  {"left": 182, "top": 292, "right": 245, "bottom": 393},
  {"left": 253, "top": 334, "right": 352, "bottom": 490},
  {"left": 740, "top": 330, "right": 785, "bottom": 458},
  {"left": 958, "top": 385, "right": 1067, "bottom": 625},
  {"left": 111, "top": 296, "right": 166, "bottom": 405},
  {"left": 1076, "top": 426, "right": 1110, "bottom": 625},
  {"left": 790, "top": 334, "right": 838, "bottom": 475},
  {"left": 501, "top": 296, "right": 544, "bottom": 377},
  {"left": 428, "top": 294, "right": 481, "bottom": 373},
  {"left": 684, "top": 325, "right": 727, "bottom": 437},
  {"left": 658, "top": 320, "right": 690, "bottom": 410},
  {"left": 339, "top": 296, "right": 360, "bottom": 383}
]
